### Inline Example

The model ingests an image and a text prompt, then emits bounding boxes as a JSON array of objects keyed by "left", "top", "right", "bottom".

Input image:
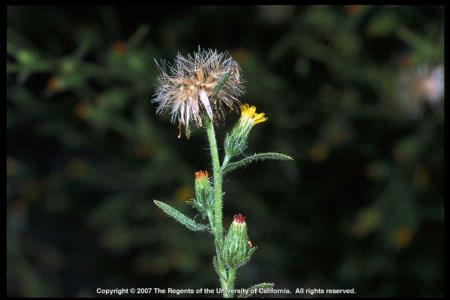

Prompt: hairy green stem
[
  {"left": 207, "top": 210, "right": 215, "bottom": 234},
  {"left": 224, "top": 268, "right": 236, "bottom": 298},
  {"left": 205, "top": 117, "right": 230, "bottom": 296},
  {"left": 205, "top": 117, "right": 224, "bottom": 241}
]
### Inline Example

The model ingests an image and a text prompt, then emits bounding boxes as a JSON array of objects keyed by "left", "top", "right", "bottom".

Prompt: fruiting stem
[
  {"left": 205, "top": 117, "right": 228, "bottom": 295},
  {"left": 205, "top": 117, "right": 223, "bottom": 240}
]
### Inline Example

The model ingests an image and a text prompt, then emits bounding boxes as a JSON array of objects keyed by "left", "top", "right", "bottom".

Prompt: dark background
[{"left": 7, "top": 5, "right": 444, "bottom": 297}]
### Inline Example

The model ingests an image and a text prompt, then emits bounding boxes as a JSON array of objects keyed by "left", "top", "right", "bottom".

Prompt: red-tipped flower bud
[
  {"left": 233, "top": 214, "right": 246, "bottom": 223},
  {"left": 193, "top": 170, "right": 213, "bottom": 216},
  {"left": 222, "top": 214, "right": 256, "bottom": 269},
  {"left": 195, "top": 170, "right": 208, "bottom": 180},
  {"left": 233, "top": 214, "right": 246, "bottom": 224}
]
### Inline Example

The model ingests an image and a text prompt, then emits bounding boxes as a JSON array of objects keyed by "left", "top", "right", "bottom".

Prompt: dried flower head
[{"left": 152, "top": 47, "right": 244, "bottom": 138}]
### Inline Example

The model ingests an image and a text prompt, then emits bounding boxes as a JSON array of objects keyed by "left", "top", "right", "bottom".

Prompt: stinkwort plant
[{"left": 151, "top": 47, "right": 293, "bottom": 298}]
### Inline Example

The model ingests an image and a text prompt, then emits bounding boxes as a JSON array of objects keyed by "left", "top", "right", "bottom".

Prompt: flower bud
[
  {"left": 193, "top": 170, "right": 213, "bottom": 216},
  {"left": 195, "top": 170, "right": 209, "bottom": 193},
  {"left": 223, "top": 214, "right": 255, "bottom": 269}
]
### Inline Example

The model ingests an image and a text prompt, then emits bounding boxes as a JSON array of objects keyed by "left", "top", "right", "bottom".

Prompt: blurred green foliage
[{"left": 7, "top": 5, "right": 444, "bottom": 297}]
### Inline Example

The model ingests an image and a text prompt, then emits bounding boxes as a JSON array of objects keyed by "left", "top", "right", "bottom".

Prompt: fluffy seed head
[{"left": 152, "top": 47, "right": 244, "bottom": 138}]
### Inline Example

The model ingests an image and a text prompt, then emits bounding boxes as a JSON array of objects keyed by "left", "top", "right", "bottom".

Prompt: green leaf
[
  {"left": 222, "top": 152, "right": 294, "bottom": 175},
  {"left": 237, "top": 282, "right": 275, "bottom": 298},
  {"left": 153, "top": 200, "right": 209, "bottom": 232}
]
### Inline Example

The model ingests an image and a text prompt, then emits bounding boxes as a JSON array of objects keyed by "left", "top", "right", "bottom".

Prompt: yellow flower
[
  {"left": 240, "top": 103, "right": 268, "bottom": 126},
  {"left": 224, "top": 103, "right": 268, "bottom": 158}
]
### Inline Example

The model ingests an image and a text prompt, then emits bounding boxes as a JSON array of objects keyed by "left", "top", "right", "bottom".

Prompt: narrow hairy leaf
[
  {"left": 222, "top": 152, "right": 294, "bottom": 175},
  {"left": 153, "top": 200, "right": 209, "bottom": 232},
  {"left": 237, "top": 282, "right": 275, "bottom": 298}
]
